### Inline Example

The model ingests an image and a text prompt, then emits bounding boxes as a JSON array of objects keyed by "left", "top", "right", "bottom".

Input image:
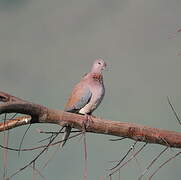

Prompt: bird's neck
[{"left": 91, "top": 73, "right": 103, "bottom": 83}]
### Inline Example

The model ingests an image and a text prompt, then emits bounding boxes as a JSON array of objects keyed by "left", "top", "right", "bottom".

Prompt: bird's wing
[
  {"left": 62, "top": 81, "right": 92, "bottom": 148},
  {"left": 64, "top": 81, "right": 92, "bottom": 112}
]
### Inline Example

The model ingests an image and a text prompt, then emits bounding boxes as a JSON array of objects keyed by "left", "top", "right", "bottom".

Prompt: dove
[{"left": 61, "top": 59, "right": 107, "bottom": 147}]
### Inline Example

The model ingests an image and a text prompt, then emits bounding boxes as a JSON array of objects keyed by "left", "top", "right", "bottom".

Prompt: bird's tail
[{"left": 60, "top": 126, "right": 72, "bottom": 147}]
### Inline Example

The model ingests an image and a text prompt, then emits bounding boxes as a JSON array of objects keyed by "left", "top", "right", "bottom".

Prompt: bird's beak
[{"left": 102, "top": 62, "right": 107, "bottom": 71}]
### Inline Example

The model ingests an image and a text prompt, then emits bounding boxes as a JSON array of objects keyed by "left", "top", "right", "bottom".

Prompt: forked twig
[
  {"left": 0, "top": 132, "right": 82, "bottom": 152},
  {"left": 38, "top": 134, "right": 54, "bottom": 143},
  {"left": 30, "top": 165, "right": 47, "bottom": 180},
  {"left": 42, "top": 144, "right": 60, "bottom": 169},
  {"left": 109, "top": 141, "right": 137, "bottom": 171},
  {"left": 6, "top": 127, "right": 64, "bottom": 180},
  {"left": 109, "top": 143, "right": 147, "bottom": 177}
]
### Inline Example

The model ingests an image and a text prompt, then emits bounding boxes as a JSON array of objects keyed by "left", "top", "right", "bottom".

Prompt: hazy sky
[{"left": 0, "top": 0, "right": 181, "bottom": 179}]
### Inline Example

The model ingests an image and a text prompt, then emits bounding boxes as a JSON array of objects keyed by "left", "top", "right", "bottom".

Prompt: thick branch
[{"left": 0, "top": 91, "right": 181, "bottom": 148}]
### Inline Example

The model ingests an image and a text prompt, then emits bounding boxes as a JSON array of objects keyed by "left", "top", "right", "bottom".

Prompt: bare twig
[
  {"left": 138, "top": 146, "right": 168, "bottom": 180},
  {"left": 18, "top": 124, "right": 32, "bottom": 156},
  {"left": 109, "top": 143, "right": 147, "bottom": 177},
  {"left": 109, "top": 141, "right": 137, "bottom": 171},
  {"left": 0, "top": 132, "right": 82, "bottom": 152},
  {"left": 38, "top": 130, "right": 81, "bottom": 134},
  {"left": 109, "top": 137, "right": 127, "bottom": 141},
  {"left": 38, "top": 135, "right": 54, "bottom": 143},
  {"left": 167, "top": 96, "right": 181, "bottom": 126},
  {"left": 42, "top": 145, "right": 60, "bottom": 169},
  {"left": 30, "top": 165, "right": 47, "bottom": 180},
  {"left": 149, "top": 151, "right": 181, "bottom": 180},
  {"left": 3, "top": 113, "right": 9, "bottom": 180},
  {"left": 6, "top": 127, "right": 64, "bottom": 179},
  {"left": 83, "top": 133, "right": 88, "bottom": 180},
  {"left": 41, "top": 131, "right": 83, "bottom": 169}
]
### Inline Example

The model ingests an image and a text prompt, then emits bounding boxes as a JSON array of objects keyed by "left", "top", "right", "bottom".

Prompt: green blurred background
[{"left": 0, "top": 0, "right": 181, "bottom": 179}]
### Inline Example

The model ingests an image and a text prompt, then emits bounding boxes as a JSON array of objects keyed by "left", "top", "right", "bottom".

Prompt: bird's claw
[{"left": 82, "top": 114, "right": 93, "bottom": 132}]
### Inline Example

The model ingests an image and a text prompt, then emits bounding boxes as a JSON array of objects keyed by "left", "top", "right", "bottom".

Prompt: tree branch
[{"left": 0, "top": 91, "right": 181, "bottom": 148}]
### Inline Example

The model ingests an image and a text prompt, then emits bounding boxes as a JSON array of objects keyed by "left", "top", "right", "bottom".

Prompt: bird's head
[{"left": 91, "top": 58, "right": 107, "bottom": 73}]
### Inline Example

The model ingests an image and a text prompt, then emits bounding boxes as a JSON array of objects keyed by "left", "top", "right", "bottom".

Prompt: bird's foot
[{"left": 82, "top": 114, "right": 93, "bottom": 132}]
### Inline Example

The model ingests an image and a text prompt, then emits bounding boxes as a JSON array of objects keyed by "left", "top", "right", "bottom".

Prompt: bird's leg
[{"left": 82, "top": 114, "right": 93, "bottom": 132}]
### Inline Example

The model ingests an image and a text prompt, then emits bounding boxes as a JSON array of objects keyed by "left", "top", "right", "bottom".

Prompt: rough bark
[{"left": 0, "top": 91, "right": 181, "bottom": 148}]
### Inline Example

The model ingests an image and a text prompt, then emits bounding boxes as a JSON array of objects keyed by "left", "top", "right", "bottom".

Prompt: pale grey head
[{"left": 91, "top": 58, "right": 107, "bottom": 73}]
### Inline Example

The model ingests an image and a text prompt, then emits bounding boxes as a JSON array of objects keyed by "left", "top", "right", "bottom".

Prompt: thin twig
[
  {"left": 109, "top": 141, "right": 137, "bottom": 171},
  {"left": 6, "top": 127, "right": 64, "bottom": 180},
  {"left": 42, "top": 144, "right": 60, "bottom": 169},
  {"left": 30, "top": 165, "right": 47, "bottom": 180},
  {"left": 149, "top": 151, "right": 181, "bottom": 180},
  {"left": 32, "top": 161, "right": 36, "bottom": 180},
  {"left": 0, "top": 132, "right": 82, "bottom": 152},
  {"left": 3, "top": 113, "right": 8, "bottom": 180},
  {"left": 42, "top": 131, "right": 83, "bottom": 169},
  {"left": 18, "top": 124, "right": 32, "bottom": 156},
  {"left": 138, "top": 146, "right": 168, "bottom": 180},
  {"left": 167, "top": 96, "right": 181, "bottom": 126},
  {"left": 38, "top": 130, "right": 81, "bottom": 134},
  {"left": 109, "top": 143, "right": 147, "bottom": 177},
  {"left": 38, "top": 134, "right": 54, "bottom": 143},
  {"left": 109, "top": 137, "right": 127, "bottom": 141},
  {"left": 83, "top": 132, "right": 88, "bottom": 180}
]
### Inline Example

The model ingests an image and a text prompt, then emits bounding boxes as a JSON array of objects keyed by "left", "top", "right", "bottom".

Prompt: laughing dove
[{"left": 61, "top": 59, "right": 107, "bottom": 147}]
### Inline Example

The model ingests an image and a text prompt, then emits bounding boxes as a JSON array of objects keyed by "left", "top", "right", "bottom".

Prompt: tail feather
[{"left": 61, "top": 126, "right": 71, "bottom": 147}]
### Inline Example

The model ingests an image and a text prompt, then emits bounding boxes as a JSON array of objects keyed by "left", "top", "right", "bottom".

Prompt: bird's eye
[{"left": 98, "top": 62, "right": 101, "bottom": 65}]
